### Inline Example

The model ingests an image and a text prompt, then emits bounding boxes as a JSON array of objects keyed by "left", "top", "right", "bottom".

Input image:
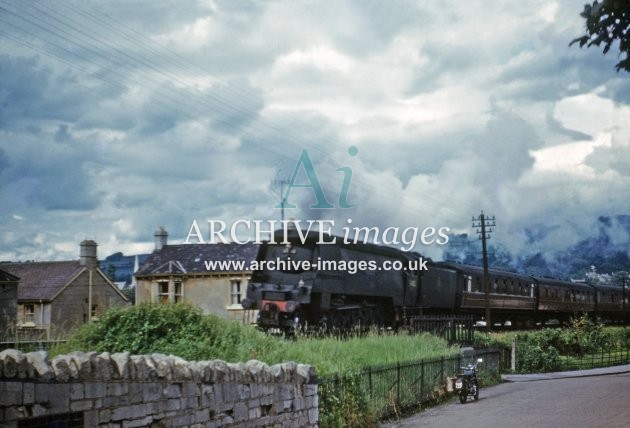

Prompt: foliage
[
  {"left": 120, "top": 286, "right": 135, "bottom": 305},
  {"left": 610, "top": 270, "right": 629, "bottom": 287},
  {"left": 571, "top": 0, "right": 630, "bottom": 72},
  {"left": 53, "top": 304, "right": 457, "bottom": 375},
  {"left": 516, "top": 342, "right": 562, "bottom": 373},
  {"left": 319, "top": 374, "right": 375, "bottom": 428},
  {"left": 514, "top": 315, "right": 630, "bottom": 372},
  {"left": 53, "top": 303, "right": 277, "bottom": 361},
  {"left": 264, "top": 331, "right": 458, "bottom": 376},
  {"left": 105, "top": 264, "right": 116, "bottom": 282},
  {"left": 473, "top": 331, "right": 516, "bottom": 349},
  {"left": 53, "top": 304, "right": 461, "bottom": 427}
]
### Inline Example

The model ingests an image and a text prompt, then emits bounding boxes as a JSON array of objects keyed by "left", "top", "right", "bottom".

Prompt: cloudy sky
[{"left": 1, "top": 0, "right": 629, "bottom": 262}]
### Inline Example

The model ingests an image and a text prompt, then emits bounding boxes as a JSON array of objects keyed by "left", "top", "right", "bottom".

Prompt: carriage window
[{"left": 474, "top": 276, "right": 482, "bottom": 292}]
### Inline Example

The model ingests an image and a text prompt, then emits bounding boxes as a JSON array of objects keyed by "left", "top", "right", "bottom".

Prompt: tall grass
[
  {"left": 51, "top": 304, "right": 457, "bottom": 376},
  {"left": 48, "top": 304, "right": 461, "bottom": 427},
  {"left": 264, "top": 332, "right": 458, "bottom": 375}
]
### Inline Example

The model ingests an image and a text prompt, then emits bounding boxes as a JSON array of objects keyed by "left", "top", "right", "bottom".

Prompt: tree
[
  {"left": 121, "top": 286, "right": 136, "bottom": 305},
  {"left": 571, "top": 0, "right": 630, "bottom": 72},
  {"left": 611, "top": 270, "right": 629, "bottom": 287},
  {"left": 105, "top": 264, "right": 116, "bottom": 282}
]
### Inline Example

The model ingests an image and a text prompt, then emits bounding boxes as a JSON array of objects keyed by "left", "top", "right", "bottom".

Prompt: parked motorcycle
[{"left": 454, "top": 358, "right": 482, "bottom": 403}]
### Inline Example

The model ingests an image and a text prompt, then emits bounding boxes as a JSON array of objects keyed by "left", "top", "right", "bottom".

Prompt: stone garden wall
[{"left": 0, "top": 349, "right": 318, "bottom": 427}]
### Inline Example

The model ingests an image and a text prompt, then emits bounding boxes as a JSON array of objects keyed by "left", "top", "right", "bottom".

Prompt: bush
[
  {"left": 53, "top": 303, "right": 276, "bottom": 361},
  {"left": 516, "top": 340, "right": 561, "bottom": 373},
  {"left": 513, "top": 315, "right": 630, "bottom": 372},
  {"left": 319, "top": 373, "right": 375, "bottom": 428}
]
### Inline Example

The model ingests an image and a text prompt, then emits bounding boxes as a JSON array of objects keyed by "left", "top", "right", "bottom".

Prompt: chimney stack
[
  {"left": 154, "top": 227, "right": 168, "bottom": 251},
  {"left": 79, "top": 240, "right": 98, "bottom": 269}
]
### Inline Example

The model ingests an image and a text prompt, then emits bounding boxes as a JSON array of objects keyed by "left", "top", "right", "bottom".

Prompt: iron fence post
[
  {"left": 368, "top": 366, "right": 372, "bottom": 398},
  {"left": 397, "top": 362, "right": 401, "bottom": 406},
  {"left": 421, "top": 360, "right": 424, "bottom": 399}
]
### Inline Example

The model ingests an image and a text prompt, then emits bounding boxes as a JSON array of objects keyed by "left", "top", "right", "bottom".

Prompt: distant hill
[
  {"left": 100, "top": 252, "right": 150, "bottom": 285},
  {"left": 442, "top": 215, "right": 630, "bottom": 280}
]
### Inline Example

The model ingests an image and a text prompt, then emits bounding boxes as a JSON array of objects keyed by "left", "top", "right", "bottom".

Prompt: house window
[
  {"left": 230, "top": 279, "right": 242, "bottom": 305},
  {"left": 24, "top": 304, "right": 35, "bottom": 323},
  {"left": 91, "top": 304, "right": 98, "bottom": 318},
  {"left": 174, "top": 282, "right": 183, "bottom": 303},
  {"left": 158, "top": 281, "right": 169, "bottom": 304}
]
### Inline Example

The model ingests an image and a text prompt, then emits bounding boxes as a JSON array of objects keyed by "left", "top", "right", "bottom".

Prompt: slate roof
[
  {"left": 135, "top": 243, "right": 260, "bottom": 276},
  {"left": 1, "top": 261, "right": 84, "bottom": 301},
  {"left": 0, "top": 268, "right": 19, "bottom": 283}
]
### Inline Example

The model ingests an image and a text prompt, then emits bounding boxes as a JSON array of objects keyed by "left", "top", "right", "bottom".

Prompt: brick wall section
[{"left": 0, "top": 349, "right": 318, "bottom": 427}]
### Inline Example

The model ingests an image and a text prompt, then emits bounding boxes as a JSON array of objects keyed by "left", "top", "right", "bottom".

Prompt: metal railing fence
[{"left": 319, "top": 347, "right": 504, "bottom": 421}]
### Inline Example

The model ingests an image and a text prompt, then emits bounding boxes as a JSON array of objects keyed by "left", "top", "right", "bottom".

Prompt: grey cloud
[
  {"left": 1, "top": 128, "right": 103, "bottom": 211},
  {"left": 469, "top": 111, "right": 538, "bottom": 185},
  {"left": 1, "top": 0, "right": 629, "bottom": 262}
]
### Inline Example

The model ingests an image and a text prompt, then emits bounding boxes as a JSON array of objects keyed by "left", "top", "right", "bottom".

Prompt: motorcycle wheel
[
  {"left": 474, "top": 387, "right": 479, "bottom": 401},
  {"left": 459, "top": 392, "right": 467, "bottom": 404}
]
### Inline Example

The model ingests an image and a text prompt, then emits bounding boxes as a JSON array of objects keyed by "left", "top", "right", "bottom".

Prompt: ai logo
[{"left": 276, "top": 146, "right": 358, "bottom": 210}]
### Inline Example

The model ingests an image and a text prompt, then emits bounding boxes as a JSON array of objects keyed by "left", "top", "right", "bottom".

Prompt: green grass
[
  {"left": 50, "top": 304, "right": 458, "bottom": 377},
  {"left": 559, "top": 348, "right": 630, "bottom": 370},
  {"left": 263, "top": 332, "right": 459, "bottom": 376}
]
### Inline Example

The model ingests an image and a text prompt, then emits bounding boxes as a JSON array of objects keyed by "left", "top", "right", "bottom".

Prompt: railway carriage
[
  {"left": 243, "top": 230, "right": 629, "bottom": 331},
  {"left": 535, "top": 277, "right": 595, "bottom": 324},
  {"left": 591, "top": 283, "right": 625, "bottom": 321},
  {"left": 426, "top": 262, "right": 537, "bottom": 327}
]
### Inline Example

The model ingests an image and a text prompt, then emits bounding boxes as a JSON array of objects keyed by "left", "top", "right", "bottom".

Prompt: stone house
[
  {"left": 0, "top": 268, "right": 19, "bottom": 339},
  {"left": 135, "top": 228, "right": 259, "bottom": 322},
  {"left": 1, "top": 240, "right": 129, "bottom": 340}
]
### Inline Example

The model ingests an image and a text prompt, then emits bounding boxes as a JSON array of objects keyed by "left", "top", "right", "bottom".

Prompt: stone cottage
[
  {"left": 1, "top": 240, "right": 129, "bottom": 340},
  {"left": 135, "top": 228, "right": 259, "bottom": 323}
]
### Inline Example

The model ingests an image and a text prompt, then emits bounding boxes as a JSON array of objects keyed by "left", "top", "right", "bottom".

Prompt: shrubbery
[
  {"left": 514, "top": 315, "right": 630, "bottom": 373},
  {"left": 54, "top": 303, "right": 276, "bottom": 361},
  {"left": 53, "top": 303, "right": 459, "bottom": 428},
  {"left": 54, "top": 303, "right": 457, "bottom": 375}
]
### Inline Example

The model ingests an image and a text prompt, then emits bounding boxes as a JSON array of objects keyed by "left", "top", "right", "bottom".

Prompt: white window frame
[
  {"left": 24, "top": 304, "right": 35, "bottom": 323},
  {"left": 229, "top": 279, "right": 242, "bottom": 306}
]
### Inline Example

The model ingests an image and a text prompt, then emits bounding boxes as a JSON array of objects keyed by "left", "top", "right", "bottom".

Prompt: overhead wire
[{"left": 0, "top": 0, "right": 483, "bottom": 225}]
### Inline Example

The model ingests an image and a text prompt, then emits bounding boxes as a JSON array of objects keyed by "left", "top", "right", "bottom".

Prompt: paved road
[{"left": 384, "top": 373, "right": 630, "bottom": 428}]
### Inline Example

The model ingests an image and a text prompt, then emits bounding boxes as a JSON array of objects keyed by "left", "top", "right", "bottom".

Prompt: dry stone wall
[{"left": 0, "top": 349, "right": 318, "bottom": 427}]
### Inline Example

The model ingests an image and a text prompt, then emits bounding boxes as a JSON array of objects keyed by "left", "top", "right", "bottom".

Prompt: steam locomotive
[{"left": 240, "top": 229, "right": 628, "bottom": 331}]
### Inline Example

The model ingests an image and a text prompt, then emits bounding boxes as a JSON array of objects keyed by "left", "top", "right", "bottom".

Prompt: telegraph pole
[
  {"left": 623, "top": 275, "right": 627, "bottom": 328},
  {"left": 472, "top": 211, "right": 495, "bottom": 332}
]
